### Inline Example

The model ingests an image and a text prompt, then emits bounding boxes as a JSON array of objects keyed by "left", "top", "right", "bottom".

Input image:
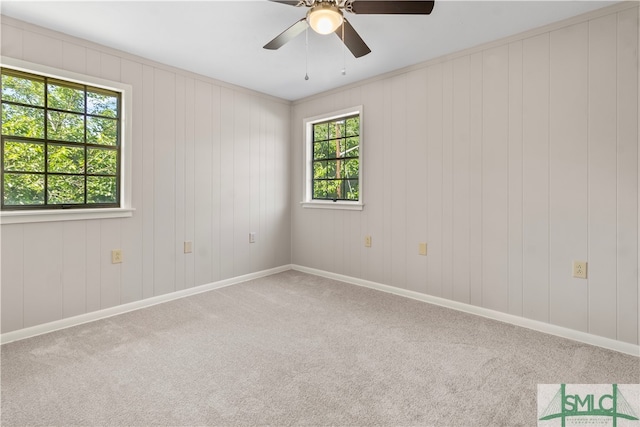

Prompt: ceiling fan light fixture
[{"left": 307, "top": 3, "right": 343, "bottom": 35}]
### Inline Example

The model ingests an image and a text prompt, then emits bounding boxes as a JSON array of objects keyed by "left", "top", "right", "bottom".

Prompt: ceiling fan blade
[
  {"left": 264, "top": 18, "right": 309, "bottom": 50},
  {"left": 268, "top": 0, "right": 304, "bottom": 6},
  {"left": 334, "top": 19, "right": 371, "bottom": 58},
  {"left": 350, "top": 1, "right": 435, "bottom": 14}
]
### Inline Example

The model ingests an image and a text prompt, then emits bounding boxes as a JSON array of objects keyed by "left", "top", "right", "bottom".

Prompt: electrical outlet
[
  {"left": 364, "top": 235, "right": 372, "bottom": 248},
  {"left": 111, "top": 249, "right": 123, "bottom": 264},
  {"left": 184, "top": 241, "right": 193, "bottom": 254},
  {"left": 572, "top": 261, "right": 587, "bottom": 279},
  {"left": 418, "top": 243, "right": 427, "bottom": 256}
]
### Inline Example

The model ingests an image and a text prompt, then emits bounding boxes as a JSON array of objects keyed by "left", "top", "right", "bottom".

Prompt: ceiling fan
[{"left": 263, "top": 0, "right": 435, "bottom": 58}]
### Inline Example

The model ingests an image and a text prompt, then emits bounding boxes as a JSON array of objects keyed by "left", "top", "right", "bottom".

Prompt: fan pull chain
[{"left": 305, "top": 26, "right": 310, "bottom": 81}]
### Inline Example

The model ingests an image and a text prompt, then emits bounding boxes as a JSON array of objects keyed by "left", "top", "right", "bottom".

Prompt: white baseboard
[
  {"left": 4, "top": 263, "right": 638, "bottom": 358},
  {"left": 0, "top": 264, "right": 292, "bottom": 345},
  {"left": 291, "top": 264, "right": 640, "bottom": 357}
]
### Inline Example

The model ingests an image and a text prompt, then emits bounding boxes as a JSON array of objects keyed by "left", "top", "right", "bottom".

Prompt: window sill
[
  {"left": 0, "top": 207, "right": 135, "bottom": 225},
  {"left": 301, "top": 201, "right": 364, "bottom": 211}
]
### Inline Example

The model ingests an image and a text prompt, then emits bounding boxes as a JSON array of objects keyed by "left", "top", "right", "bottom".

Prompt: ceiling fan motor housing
[{"left": 307, "top": 2, "right": 344, "bottom": 35}]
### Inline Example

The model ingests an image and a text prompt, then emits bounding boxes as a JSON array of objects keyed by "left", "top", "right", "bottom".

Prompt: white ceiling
[{"left": 1, "top": 0, "right": 616, "bottom": 101}]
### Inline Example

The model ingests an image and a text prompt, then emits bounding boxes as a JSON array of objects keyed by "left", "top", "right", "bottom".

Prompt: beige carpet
[{"left": 1, "top": 270, "right": 638, "bottom": 426}]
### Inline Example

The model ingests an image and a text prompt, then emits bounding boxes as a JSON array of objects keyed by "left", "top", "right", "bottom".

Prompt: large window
[
  {"left": 1, "top": 67, "right": 121, "bottom": 210},
  {"left": 303, "top": 106, "right": 363, "bottom": 210}
]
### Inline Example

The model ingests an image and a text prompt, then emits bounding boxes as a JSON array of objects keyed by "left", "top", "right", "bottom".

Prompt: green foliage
[
  {"left": 87, "top": 148, "right": 117, "bottom": 175},
  {"left": 87, "top": 91, "right": 117, "bottom": 117},
  {"left": 87, "top": 116, "right": 117, "bottom": 145},
  {"left": 4, "top": 140, "right": 44, "bottom": 172},
  {"left": 47, "top": 111, "right": 84, "bottom": 143},
  {"left": 87, "top": 176, "right": 116, "bottom": 203},
  {"left": 329, "top": 121, "right": 344, "bottom": 139},
  {"left": 1, "top": 68, "right": 120, "bottom": 207},
  {"left": 3, "top": 173, "right": 44, "bottom": 205},
  {"left": 1, "top": 73, "right": 44, "bottom": 106},
  {"left": 2, "top": 104, "right": 45, "bottom": 138},
  {"left": 345, "top": 117, "right": 359, "bottom": 136},
  {"left": 48, "top": 83, "right": 84, "bottom": 112},
  {"left": 311, "top": 115, "right": 360, "bottom": 201},
  {"left": 48, "top": 145, "right": 84, "bottom": 173},
  {"left": 48, "top": 175, "right": 84, "bottom": 204}
]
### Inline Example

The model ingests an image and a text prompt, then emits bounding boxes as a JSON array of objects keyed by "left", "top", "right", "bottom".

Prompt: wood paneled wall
[
  {"left": 1, "top": 4, "right": 637, "bottom": 348},
  {"left": 0, "top": 17, "right": 291, "bottom": 333},
  {"left": 291, "top": 4, "right": 639, "bottom": 345}
]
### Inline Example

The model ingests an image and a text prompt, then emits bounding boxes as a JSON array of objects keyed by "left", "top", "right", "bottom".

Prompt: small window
[
  {"left": 1, "top": 68, "right": 121, "bottom": 210},
  {"left": 303, "top": 106, "right": 363, "bottom": 210}
]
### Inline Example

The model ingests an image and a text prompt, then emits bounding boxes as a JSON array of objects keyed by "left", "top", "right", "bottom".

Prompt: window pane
[
  {"left": 87, "top": 176, "right": 116, "bottom": 203},
  {"left": 47, "top": 111, "right": 84, "bottom": 143},
  {"left": 313, "top": 123, "right": 328, "bottom": 142},
  {"left": 3, "top": 140, "right": 45, "bottom": 172},
  {"left": 346, "top": 179, "right": 359, "bottom": 200},
  {"left": 47, "top": 83, "right": 84, "bottom": 113},
  {"left": 345, "top": 137, "right": 359, "bottom": 157},
  {"left": 3, "top": 173, "right": 44, "bottom": 205},
  {"left": 329, "top": 120, "right": 345, "bottom": 139},
  {"left": 344, "top": 159, "right": 359, "bottom": 179},
  {"left": 313, "top": 161, "right": 326, "bottom": 180},
  {"left": 313, "top": 180, "right": 327, "bottom": 199},
  {"left": 1, "top": 73, "right": 45, "bottom": 106},
  {"left": 339, "top": 138, "right": 357, "bottom": 158},
  {"left": 326, "top": 160, "right": 337, "bottom": 178},
  {"left": 346, "top": 117, "right": 359, "bottom": 137},
  {"left": 337, "top": 139, "right": 346, "bottom": 158},
  {"left": 48, "top": 145, "right": 85, "bottom": 174},
  {"left": 313, "top": 141, "right": 328, "bottom": 160},
  {"left": 2, "top": 104, "right": 45, "bottom": 138},
  {"left": 87, "top": 91, "right": 118, "bottom": 117},
  {"left": 47, "top": 175, "right": 84, "bottom": 204},
  {"left": 335, "top": 160, "right": 344, "bottom": 179},
  {"left": 87, "top": 117, "right": 117, "bottom": 145},
  {"left": 326, "top": 180, "right": 340, "bottom": 199},
  {"left": 87, "top": 148, "right": 117, "bottom": 175},
  {"left": 328, "top": 140, "right": 338, "bottom": 159}
]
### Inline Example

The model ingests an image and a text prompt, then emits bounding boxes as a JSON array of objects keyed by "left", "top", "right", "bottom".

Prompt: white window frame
[
  {"left": 0, "top": 57, "right": 134, "bottom": 224},
  {"left": 301, "top": 105, "right": 363, "bottom": 211}
]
